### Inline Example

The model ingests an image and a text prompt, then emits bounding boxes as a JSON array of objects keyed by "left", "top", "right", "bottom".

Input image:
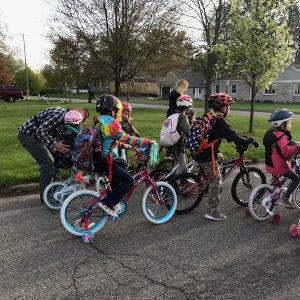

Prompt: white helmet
[
  {"left": 268, "top": 109, "right": 294, "bottom": 127},
  {"left": 176, "top": 95, "right": 193, "bottom": 107},
  {"left": 64, "top": 110, "right": 83, "bottom": 124}
]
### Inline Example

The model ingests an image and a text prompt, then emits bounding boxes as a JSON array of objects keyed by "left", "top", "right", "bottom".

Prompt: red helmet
[
  {"left": 208, "top": 93, "right": 235, "bottom": 111},
  {"left": 121, "top": 101, "right": 132, "bottom": 112}
]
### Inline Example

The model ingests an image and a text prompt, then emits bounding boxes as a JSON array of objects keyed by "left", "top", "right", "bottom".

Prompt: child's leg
[
  {"left": 283, "top": 170, "right": 300, "bottom": 200},
  {"left": 175, "top": 152, "right": 186, "bottom": 176}
]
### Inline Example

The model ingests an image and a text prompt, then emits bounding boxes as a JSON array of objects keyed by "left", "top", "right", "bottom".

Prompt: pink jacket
[{"left": 265, "top": 131, "right": 300, "bottom": 176}]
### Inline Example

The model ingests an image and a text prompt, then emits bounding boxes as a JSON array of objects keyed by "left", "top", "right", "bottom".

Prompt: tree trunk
[
  {"left": 248, "top": 86, "right": 256, "bottom": 133},
  {"left": 114, "top": 81, "right": 120, "bottom": 98}
]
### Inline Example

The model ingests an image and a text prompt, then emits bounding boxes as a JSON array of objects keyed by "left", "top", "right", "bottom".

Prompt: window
[
  {"left": 129, "top": 80, "right": 135, "bottom": 86},
  {"left": 215, "top": 84, "right": 219, "bottom": 93},
  {"left": 293, "top": 83, "right": 300, "bottom": 95},
  {"left": 231, "top": 84, "right": 237, "bottom": 94},
  {"left": 194, "top": 88, "right": 200, "bottom": 95},
  {"left": 264, "top": 84, "right": 276, "bottom": 95}
]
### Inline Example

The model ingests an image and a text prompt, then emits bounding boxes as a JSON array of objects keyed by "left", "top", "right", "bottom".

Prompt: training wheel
[
  {"left": 289, "top": 224, "right": 299, "bottom": 238},
  {"left": 272, "top": 213, "right": 281, "bottom": 224},
  {"left": 82, "top": 232, "right": 94, "bottom": 243},
  {"left": 244, "top": 208, "right": 251, "bottom": 217}
]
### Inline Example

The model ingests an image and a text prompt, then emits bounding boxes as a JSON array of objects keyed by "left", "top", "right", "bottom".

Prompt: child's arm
[{"left": 277, "top": 135, "right": 300, "bottom": 158}]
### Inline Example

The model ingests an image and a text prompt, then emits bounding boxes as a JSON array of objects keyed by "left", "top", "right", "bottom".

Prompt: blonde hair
[{"left": 175, "top": 79, "right": 188, "bottom": 95}]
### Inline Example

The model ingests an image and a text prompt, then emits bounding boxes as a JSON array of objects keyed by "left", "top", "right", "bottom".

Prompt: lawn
[{"left": 1, "top": 98, "right": 300, "bottom": 186}]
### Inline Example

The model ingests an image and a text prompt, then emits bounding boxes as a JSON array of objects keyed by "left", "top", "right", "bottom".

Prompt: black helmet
[
  {"left": 268, "top": 109, "right": 294, "bottom": 127},
  {"left": 96, "top": 94, "right": 117, "bottom": 112}
]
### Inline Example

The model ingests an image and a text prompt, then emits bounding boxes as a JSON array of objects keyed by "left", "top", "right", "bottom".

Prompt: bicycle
[
  {"left": 168, "top": 139, "right": 266, "bottom": 214},
  {"left": 60, "top": 145, "right": 177, "bottom": 238},
  {"left": 248, "top": 159, "right": 300, "bottom": 224},
  {"left": 43, "top": 174, "right": 104, "bottom": 210}
]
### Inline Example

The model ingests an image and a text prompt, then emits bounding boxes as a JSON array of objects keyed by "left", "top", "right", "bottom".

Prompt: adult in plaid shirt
[{"left": 18, "top": 106, "right": 89, "bottom": 203}]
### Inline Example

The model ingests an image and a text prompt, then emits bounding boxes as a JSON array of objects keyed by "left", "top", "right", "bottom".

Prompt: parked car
[{"left": 0, "top": 85, "right": 24, "bottom": 102}]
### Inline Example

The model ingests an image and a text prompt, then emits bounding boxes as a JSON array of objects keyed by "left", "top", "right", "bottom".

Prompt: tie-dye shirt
[{"left": 96, "top": 115, "right": 151, "bottom": 159}]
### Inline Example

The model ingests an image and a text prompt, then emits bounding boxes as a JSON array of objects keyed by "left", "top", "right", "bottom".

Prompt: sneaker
[
  {"left": 97, "top": 201, "right": 118, "bottom": 218},
  {"left": 204, "top": 210, "right": 227, "bottom": 221},
  {"left": 73, "top": 173, "right": 90, "bottom": 184}
]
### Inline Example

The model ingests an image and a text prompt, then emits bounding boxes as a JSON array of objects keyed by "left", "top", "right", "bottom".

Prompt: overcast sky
[{"left": 0, "top": 0, "right": 52, "bottom": 70}]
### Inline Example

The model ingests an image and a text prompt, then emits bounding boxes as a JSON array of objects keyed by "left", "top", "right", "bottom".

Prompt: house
[
  {"left": 115, "top": 69, "right": 206, "bottom": 99},
  {"left": 213, "top": 66, "right": 300, "bottom": 103}
]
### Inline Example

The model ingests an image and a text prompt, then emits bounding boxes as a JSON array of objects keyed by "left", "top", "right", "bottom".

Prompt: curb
[{"left": 0, "top": 183, "right": 39, "bottom": 197}]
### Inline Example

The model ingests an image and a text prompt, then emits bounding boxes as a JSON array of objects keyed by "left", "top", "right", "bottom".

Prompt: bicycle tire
[
  {"left": 43, "top": 182, "right": 65, "bottom": 209},
  {"left": 248, "top": 184, "right": 275, "bottom": 221},
  {"left": 231, "top": 167, "right": 266, "bottom": 206},
  {"left": 149, "top": 168, "right": 171, "bottom": 181},
  {"left": 142, "top": 181, "right": 177, "bottom": 224},
  {"left": 60, "top": 190, "right": 108, "bottom": 236},
  {"left": 155, "top": 158, "right": 175, "bottom": 171},
  {"left": 169, "top": 173, "right": 204, "bottom": 214}
]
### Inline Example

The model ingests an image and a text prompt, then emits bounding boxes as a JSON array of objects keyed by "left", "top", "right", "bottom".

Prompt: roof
[{"left": 274, "top": 66, "right": 300, "bottom": 82}]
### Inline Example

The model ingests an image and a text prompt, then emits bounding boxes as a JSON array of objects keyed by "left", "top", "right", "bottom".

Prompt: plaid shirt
[{"left": 19, "top": 107, "right": 67, "bottom": 148}]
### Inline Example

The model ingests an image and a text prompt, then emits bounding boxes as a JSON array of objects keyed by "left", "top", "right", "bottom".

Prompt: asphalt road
[{"left": 1, "top": 167, "right": 300, "bottom": 300}]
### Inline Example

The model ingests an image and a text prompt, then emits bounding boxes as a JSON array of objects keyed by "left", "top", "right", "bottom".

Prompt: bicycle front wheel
[
  {"left": 60, "top": 190, "right": 108, "bottom": 236},
  {"left": 248, "top": 184, "right": 274, "bottom": 221},
  {"left": 169, "top": 173, "right": 204, "bottom": 214},
  {"left": 142, "top": 181, "right": 177, "bottom": 224},
  {"left": 231, "top": 167, "right": 266, "bottom": 206}
]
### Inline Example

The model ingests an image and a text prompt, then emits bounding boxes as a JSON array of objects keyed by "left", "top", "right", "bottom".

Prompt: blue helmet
[{"left": 268, "top": 109, "right": 294, "bottom": 127}]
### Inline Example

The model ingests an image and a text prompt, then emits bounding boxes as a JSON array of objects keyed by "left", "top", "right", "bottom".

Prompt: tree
[
  {"left": 53, "top": 0, "right": 192, "bottom": 97},
  {"left": 183, "top": 0, "right": 231, "bottom": 112},
  {"left": 225, "top": 0, "right": 293, "bottom": 132},
  {"left": 14, "top": 66, "right": 44, "bottom": 95},
  {"left": 0, "top": 27, "right": 18, "bottom": 84},
  {"left": 288, "top": 0, "right": 300, "bottom": 63}
]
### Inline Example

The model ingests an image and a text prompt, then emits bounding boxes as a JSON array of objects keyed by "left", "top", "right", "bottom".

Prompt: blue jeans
[
  {"left": 18, "top": 131, "right": 60, "bottom": 202},
  {"left": 101, "top": 162, "right": 134, "bottom": 209}
]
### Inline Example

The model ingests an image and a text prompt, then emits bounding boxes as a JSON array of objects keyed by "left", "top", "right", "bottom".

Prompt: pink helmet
[
  {"left": 176, "top": 95, "right": 193, "bottom": 107},
  {"left": 121, "top": 101, "right": 132, "bottom": 112},
  {"left": 64, "top": 110, "right": 83, "bottom": 124}
]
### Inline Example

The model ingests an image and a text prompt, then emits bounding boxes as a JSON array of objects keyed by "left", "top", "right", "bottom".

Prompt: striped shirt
[{"left": 19, "top": 107, "right": 67, "bottom": 147}]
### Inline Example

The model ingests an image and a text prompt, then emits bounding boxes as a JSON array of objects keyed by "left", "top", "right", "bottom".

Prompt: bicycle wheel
[
  {"left": 149, "top": 168, "right": 170, "bottom": 181},
  {"left": 43, "top": 182, "right": 85, "bottom": 210},
  {"left": 292, "top": 185, "right": 300, "bottom": 210},
  {"left": 231, "top": 167, "right": 266, "bottom": 206},
  {"left": 142, "top": 181, "right": 177, "bottom": 224},
  {"left": 60, "top": 190, "right": 108, "bottom": 236},
  {"left": 155, "top": 158, "right": 175, "bottom": 171},
  {"left": 169, "top": 173, "right": 204, "bottom": 214},
  {"left": 248, "top": 184, "right": 275, "bottom": 221}
]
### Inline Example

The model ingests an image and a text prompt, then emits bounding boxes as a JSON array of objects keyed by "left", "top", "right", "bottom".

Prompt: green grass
[{"left": 1, "top": 98, "right": 300, "bottom": 186}]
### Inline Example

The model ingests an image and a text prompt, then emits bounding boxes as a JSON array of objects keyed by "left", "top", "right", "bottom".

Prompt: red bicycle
[
  {"left": 60, "top": 146, "right": 177, "bottom": 238},
  {"left": 168, "top": 139, "right": 266, "bottom": 214}
]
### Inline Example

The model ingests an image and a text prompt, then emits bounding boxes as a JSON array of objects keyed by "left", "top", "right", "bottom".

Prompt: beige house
[{"left": 213, "top": 66, "right": 300, "bottom": 103}]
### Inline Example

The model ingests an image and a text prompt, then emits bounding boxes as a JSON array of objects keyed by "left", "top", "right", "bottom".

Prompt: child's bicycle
[
  {"left": 43, "top": 174, "right": 104, "bottom": 210},
  {"left": 167, "top": 138, "right": 266, "bottom": 214},
  {"left": 59, "top": 145, "right": 177, "bottom": 240},
  {"left": 248, "top": 159, "right": 300, "bottom": 224}
]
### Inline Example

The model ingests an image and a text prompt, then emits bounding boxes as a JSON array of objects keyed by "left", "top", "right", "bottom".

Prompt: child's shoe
[
  {"left": 279, "top": 195, "right": 294, "bottom": 209},
  {"left": 97, "top": 201, "right": 118, "bottom": 218},
  {"left": 73, "top": 173, "right": 90, "bottom": 184}
]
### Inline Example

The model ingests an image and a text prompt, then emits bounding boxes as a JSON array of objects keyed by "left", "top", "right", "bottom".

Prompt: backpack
[
  {"left": 184, "top": 113, "right": 218, "bottom": 155},
  {"left": 73, "top": 127, "right": 106, "bottom": 173},
  {"left": 160, "top": 113, "right": 180, "bottom": 147}
]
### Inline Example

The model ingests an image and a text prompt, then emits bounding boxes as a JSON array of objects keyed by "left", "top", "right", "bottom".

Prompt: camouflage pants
[{"left": 196, "top": 160, "right": 222, "bottom": 212}]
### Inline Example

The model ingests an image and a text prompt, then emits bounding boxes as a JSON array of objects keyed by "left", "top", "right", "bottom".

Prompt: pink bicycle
[{"left": 60, "top": 146, "right": 177, "bottom": 238}]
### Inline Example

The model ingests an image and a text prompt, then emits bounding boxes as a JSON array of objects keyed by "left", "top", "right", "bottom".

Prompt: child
[
  {"left": 95, "top": 94, "right": 154, "bottom": 218},
  {"left": 169, "top": 95, "right": 193, "bottom": 176},
  {"left": 193, "top": 93, "right": 252, "bottom": 221},
  {"left": 263, "top": 109, "right": 300, "bottom": 206},
  {"left": 120, "top": 102, "right": 140, "bottom": 136},
  {"left": 55, "top": 110, "right": 90, "bottom": 183}
]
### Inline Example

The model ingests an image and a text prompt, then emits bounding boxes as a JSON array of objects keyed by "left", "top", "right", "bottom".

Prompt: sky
[{"left": 0, "top": 0, "right": 52, "bottom": 70}]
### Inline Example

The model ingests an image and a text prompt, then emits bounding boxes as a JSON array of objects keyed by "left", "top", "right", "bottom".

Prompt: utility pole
[{"left": 22, "top": 34, "right": 29, "bottom": 99}]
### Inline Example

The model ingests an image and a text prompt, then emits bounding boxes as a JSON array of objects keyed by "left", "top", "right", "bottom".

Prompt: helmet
[
  {"left": 176, "top": 95, "right": 193, "bottom": 107},
  {"left": 64, "top": 110, "right": 83, "bottom": 124},
  {"left": 121, "top": 101, "right": 132, "bottom": 112},
  {"left": 268, "top": 109, "right": 294, "bottom": 127},
  {"left": 96, "top": 94, "right": 117, "bottom": 112},
  {"left": 208, "top": 93, "right": 235, "bottom": 111}
]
